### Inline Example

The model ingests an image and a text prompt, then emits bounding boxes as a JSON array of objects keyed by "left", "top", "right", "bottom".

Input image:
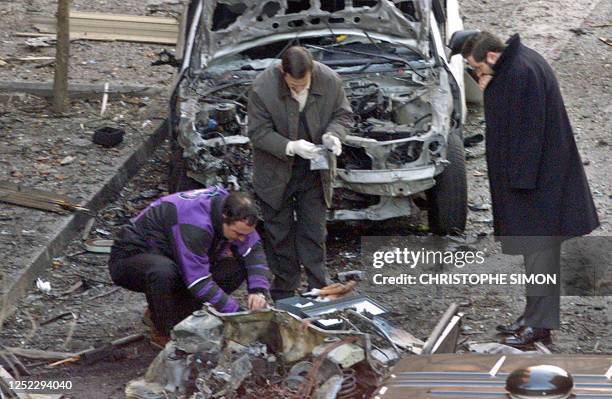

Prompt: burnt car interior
[{"left": 170, "top": 0, "right": 466, "bottom": 232}]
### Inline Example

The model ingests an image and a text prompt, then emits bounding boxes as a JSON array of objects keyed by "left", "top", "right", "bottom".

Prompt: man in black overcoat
[{"left": 455, "top": 31, "right": 599, "bottom": 347}]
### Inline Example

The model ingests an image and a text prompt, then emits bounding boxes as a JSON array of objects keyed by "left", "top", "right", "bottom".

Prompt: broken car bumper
[{"left": 335, "top": 164, "right": 441, "bottom": 197}]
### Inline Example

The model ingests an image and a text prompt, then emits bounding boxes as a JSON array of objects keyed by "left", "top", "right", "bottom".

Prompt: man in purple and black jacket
[{"left": 108, "top": 186, "right": 271, "bottom": 345}]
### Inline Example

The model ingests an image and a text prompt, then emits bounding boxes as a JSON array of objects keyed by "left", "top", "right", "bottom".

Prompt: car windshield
[{"left": 203, "top": 34, "right": 432, "bottom": 78}]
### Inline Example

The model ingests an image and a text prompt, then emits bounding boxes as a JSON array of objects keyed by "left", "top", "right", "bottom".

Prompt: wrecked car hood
[{"left": 198, "top": 0, "right": 432, "bottom": 61}]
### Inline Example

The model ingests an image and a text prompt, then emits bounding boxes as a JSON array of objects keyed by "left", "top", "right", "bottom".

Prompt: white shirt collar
[{"left": 290, "top": 81, "right": 311, "bottom": 112}]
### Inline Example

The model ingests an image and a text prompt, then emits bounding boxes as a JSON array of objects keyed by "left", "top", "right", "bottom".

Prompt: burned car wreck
[{"left": 168, "top": 0, "right": 467, "bottom": 234}]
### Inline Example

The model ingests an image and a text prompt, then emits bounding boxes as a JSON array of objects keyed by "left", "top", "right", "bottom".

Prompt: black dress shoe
[
  {"left": 501, "top": 326, "right": 551, "bottom": 349},
  {"left": 496, "top": 316, "right": 525, "bottom": 335}
]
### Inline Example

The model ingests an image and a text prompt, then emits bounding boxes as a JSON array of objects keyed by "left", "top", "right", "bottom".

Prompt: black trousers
[
  {"left": 522, "top": 243, "right": 562, "bottom": 329},
  {"left": 259, "top": 164, "right": 328, "bottom": 300},
  {"left": 108, "top": 250, "right": 246, "bottom": 335}
]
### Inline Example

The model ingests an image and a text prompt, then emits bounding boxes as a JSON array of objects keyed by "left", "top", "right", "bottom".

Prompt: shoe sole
[{"left": 495, "top": 325, "right": 524, "bottom": 334}]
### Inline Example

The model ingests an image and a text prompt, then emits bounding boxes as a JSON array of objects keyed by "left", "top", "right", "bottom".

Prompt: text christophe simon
[{"left": 371, "top": 248, "right": 558, "bottom": 286}]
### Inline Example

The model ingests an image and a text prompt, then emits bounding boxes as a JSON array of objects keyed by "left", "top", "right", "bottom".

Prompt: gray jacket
[{"left": 248, "top": 61, "right": 352, "bottom": 210}]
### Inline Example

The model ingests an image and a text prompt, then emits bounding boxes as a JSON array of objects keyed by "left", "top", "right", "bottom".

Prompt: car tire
[
  {"left": 169, "top": 140, "right": 202, "bottom": 193},
  {"left": 426, "top": 131, "right": 467, "bottom": 235}
]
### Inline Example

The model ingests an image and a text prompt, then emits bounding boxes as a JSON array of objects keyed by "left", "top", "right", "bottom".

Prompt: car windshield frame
[{"left": 194, "top": 0, "right": 432, "bottom": 63}]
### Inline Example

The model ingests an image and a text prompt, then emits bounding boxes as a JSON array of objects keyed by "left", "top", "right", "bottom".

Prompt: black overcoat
[{"left": 483, "top": 34, "right": 599, "bottom": 254}]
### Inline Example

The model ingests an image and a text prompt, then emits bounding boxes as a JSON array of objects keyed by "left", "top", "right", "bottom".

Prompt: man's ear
[{"left": 486, "top": 51, "right": 499, "bottom": 65}]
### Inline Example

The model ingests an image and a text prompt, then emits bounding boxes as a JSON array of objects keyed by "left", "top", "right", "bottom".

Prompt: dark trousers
[
  {"left": 109, "top": 250, "right": 246, "bottom": 335},
  {"left": 522, "top": 243, "right": 562, "bottom": 329},
  {"left": 259, "top": 165, "right": 328, "bottom": 300}
]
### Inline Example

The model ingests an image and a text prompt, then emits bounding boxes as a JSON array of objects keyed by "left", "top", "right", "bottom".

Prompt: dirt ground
[{"left": 0, "top": 0, "right": 610, "bottom": 398}]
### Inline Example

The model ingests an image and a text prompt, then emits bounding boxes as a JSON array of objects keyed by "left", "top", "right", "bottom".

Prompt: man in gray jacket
[{"left": 248, "top": 46, "right": 352, "bottom": 300}]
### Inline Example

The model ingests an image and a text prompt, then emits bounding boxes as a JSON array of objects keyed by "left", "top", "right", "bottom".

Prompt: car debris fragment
[{"left": 36, "top": 278, "right": 51, "bottom": 293}]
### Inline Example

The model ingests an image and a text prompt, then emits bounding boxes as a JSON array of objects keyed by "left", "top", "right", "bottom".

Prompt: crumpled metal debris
[
  {"left": 313, "top": 342, "right": 365, "bottom": 368},
  {"left": 163, "top": 344, "right": 190, "bottom": 394},
  {"left": 372, "top": 316, "right": 424, "bottom": 353},
  {"left": 172, "top": 309, "right": 223, "bottom": 354},
  {"left": 127, "top": 307, "right": 382, "bottom": 398},
  {"left": 207, "top": 354, "right": 252, "bottom": 396}
]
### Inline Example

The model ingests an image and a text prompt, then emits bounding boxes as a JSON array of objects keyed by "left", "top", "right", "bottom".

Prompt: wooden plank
[
  {"left": 69, "top": 11, "right": 178, "bottom": 25},
  {"left": 430, "top": 315, "right": 461, "bottom": 354},
  {"left": 3, "top": 348, "right": 76, "bottom": 361},
  {"left": 0, "top": 181, "right": 71, "bottom": 202},
  {"left": 0, "top": 191, "right": 67, "bottom": 213},
  {"left": 54, "top": 22, "right": 176, "bottom": 35},
  {"left": 28, "top": 11, "right": 180, "bottom": 45},
  {"left": 10, "top": 57, "right": 56, "bottom": 61},
  {"left": 0, "top": 181, "right": 84, "bottom": 214},
  {"left": 33, "top": 24, "right": 179, "bottom": 38},
  {"left": 30, "top": 12, "right": 178, "bottom": 25},
  {"left": 48, "top": 333, "right": 144, "bottom": 367},
  {"left": 52, "top": 0, "right": 70, "bottom": 113},
  {"left": 0, "top": 196, "right": 67, "bottom": 214},
  {"left": 0, "top": 80, "right": 165, "bottom": 98},
  {"left": 31, "top": 18, "right": 179, "bottom": 34},
  {"left": 421, "top": 303, "right": 459, "bottom": 355},
  {"left": 15, "top": 32, "right": 113, "bottom": 43},
  {"left": 15, "top": 32, "right": 176, "bottom": 45},
  {"left": 0, "top": 345, "right": 30, "bottom": 376}
]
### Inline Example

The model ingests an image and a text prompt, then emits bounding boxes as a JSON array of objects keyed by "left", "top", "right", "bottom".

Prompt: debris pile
[{"left": 125, "top": 304, "right": 425, "bottom": 399}]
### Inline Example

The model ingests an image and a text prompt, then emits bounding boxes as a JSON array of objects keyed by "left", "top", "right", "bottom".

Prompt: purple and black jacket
[{"left": 113, "top": 186, "right": 270, "bottom": 313}]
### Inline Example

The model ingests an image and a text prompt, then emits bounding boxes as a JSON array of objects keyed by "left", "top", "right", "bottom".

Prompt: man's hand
[
  {"left": 322, "top": 132, "right": 342, "bottom": 156},
  {"left": 286, "top": 139, "right": 321, "bottom": 159},
  {"left": 247, "top": 293, "right": 267, "bottom": 310},
  {"left": 479, "top": 75, "right": 493, "bottom": 91}
]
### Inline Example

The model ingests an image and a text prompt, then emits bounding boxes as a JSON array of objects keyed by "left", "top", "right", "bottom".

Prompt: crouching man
[{"left": 108, "top": 186, "right": 271, "bottom": 346}]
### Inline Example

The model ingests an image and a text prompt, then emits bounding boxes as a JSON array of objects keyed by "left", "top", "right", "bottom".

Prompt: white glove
[
  {"left": 322, "top": 132, "right": 342, "bottom": 156},
  {"left": 286, "top": 139, "right": 321, "bottom": 160}
]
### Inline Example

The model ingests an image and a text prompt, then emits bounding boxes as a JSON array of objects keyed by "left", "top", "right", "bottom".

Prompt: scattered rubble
[{"left": 126, "top": 305, "right": 436, "bottom": 398}]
